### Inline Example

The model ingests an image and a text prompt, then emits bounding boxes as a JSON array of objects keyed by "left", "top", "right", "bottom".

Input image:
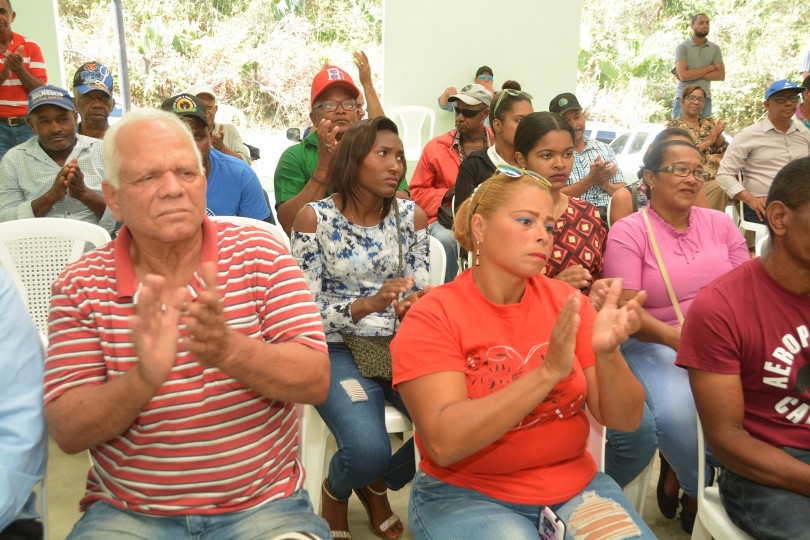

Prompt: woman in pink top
[{"left": 603, "top": 140, "right": 748, "bottom": 533}]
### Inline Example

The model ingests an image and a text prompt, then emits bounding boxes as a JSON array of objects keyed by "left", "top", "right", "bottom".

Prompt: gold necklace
[{"left": 344, "top": 201, "right": 384, "bottom": 225}]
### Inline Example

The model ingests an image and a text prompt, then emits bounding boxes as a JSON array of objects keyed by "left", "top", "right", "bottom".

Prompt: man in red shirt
[
  {"left": 677, "top": 156, "right": 810, "bottom": 538},
  {"left": 0, "top": 0, "right": 46, "bottom": 162}
]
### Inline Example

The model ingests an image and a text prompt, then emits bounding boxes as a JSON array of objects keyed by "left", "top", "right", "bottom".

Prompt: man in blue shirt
[
  {"left": 161, "top": 93, "right": 271, "bottom": 223},
  {"left": 0, "top": 269, "right": 47, "bottom": 540}
]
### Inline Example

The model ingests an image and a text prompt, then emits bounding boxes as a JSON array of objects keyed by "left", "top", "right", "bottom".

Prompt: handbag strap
[
  {"left": 393, "top": 199, "right": 403, "bottom": 277},
  {"left": 640, "top": 207, "right": 685, "bottom": 326}
]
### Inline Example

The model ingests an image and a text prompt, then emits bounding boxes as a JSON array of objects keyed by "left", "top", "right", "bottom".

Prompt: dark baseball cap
[
  {"left": 549, "top": 93, "right": 582, "bottom": 116},
  {"left": 73, "top": 62, "right": 113, "bottom": 97},
  {"left": 161, "top": 93, "right": 208, "bottom": 127}
]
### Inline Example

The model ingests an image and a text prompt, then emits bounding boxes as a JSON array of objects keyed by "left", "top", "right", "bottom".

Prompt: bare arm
[
  {"left": 354, "top": 51, "right": 384, "bottom": 119},
  {"left": 583, "top": 282, "right": 646, "bottom": 431},
  {"left": 675, "top": 59, "right": 719, "bottom": 82},
  {"left": 5, "top": 47, "right": 45, "bottom": 92},
  {"left": 691, "top": 369, "right": 810, "bottom": 496},
  {"left": 704, "top": 63, "right": 725, "bottom": 81}
]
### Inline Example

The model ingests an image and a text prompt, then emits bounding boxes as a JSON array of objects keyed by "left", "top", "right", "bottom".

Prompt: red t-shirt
[
  {"left": 392, "top": 270, "right": 598, "bottom": 505},
  {"left": 676, "top": 259, "right": 810, "bottom": 450}
]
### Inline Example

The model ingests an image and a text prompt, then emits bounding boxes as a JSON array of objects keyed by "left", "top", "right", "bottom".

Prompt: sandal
[
  {"left": 321, "top": 479, "right": 352, "bottom": 539},
  {"left": 353, "top": 482, "right": 403, "bottom": 540}
]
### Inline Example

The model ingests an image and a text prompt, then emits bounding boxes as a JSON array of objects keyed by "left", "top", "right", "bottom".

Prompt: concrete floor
[{"left": 45, "top": 436, "right": 690, "bottom": 539}]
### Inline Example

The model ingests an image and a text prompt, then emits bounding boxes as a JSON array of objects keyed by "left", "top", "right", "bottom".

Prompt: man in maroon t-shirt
[{"left": 676, "top": 156, "right": 810, "bottom": 539}]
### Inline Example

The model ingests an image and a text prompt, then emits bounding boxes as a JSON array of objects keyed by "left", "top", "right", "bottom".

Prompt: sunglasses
[
  {"left": 470, "top": 166, "right": 551, "bottom": 220},
  {"left": 455, "top": 106, "right": 486, "bottom": 118},
  {"left": 493, "top": 89, "right": 534, "bottom": 117},
  {"left": 477, "top": 74, "right": 493, "bottom": 82}
]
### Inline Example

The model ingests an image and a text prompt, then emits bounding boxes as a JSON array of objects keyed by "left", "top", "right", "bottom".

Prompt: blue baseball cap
[
  {"left": 28, "top": 85, "right": 75, "bottom": 114},
  {"left": 72, "top": 61, "right": 114, "bottom": 97},
  {"left": 765, "top": 79, "right": 805, "bottom": 100}
]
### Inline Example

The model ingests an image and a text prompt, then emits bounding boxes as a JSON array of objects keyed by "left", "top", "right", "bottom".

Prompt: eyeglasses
[
  {"left": 455, "top": 106, "right": 486, "bottom": 118},
  {"left": 477, "top": 74, "right": 493, "bottom": 82},
  {"left": 769, "top": 94, "right": 801, "bottom": 105},
  {"left": 686, "top": 95, "right": 706, "bottom": 103},
  {"left": 492, "top": 89, "right": 534, "bottom": 117},
  {"left": 653, "top": 162, "right": 711, "bottom": 182},
  {"left": 313, "top": 99, "right": 357, "bottom": 112}
]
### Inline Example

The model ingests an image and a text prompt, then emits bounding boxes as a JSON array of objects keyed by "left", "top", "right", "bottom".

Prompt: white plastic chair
[
  {"left": 215, "top": 103, "right": 248, "bottom": 128},
  {"left": 389, "top": 106, "right": 436, "bottom": 162},
  {"left": 428, "top": 236, "right": 446, "bottom": 287},
  {"left": 734, "top": 199, "right": 768, "bottom": 243},
  {"left": 211, "top": 215, "right": 290, "bottom": 248},
  {"left": 755, "top": 233, "right": 770, "bottom": 257},
  {"left": 0, "top": 218, "right": 111, "bottom": 337},
  {"left": 691, "top": 416, "right": 753, "bottom": 540},
  {"left": 301, "top": 403, "right": 414, "bottom": 513}
]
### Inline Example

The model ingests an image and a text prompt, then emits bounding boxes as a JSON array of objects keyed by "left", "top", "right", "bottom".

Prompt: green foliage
[
  {"left": 58, "top": 0, "right": 382, "bottom": 129},
  {"left": 580, "top": 0, "right": 810, "bottom": 132}
]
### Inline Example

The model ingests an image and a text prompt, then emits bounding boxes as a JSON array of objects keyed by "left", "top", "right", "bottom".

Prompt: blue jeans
[
  {"left": 673, "top": 95, "right": 712, "bottom": 118},
  {"left": 317, "top": 342, "right": 415, "bottom": 500},
  {"left": 719, "top": 446, "right": 810, "bottom": 540},
  {"left": 409, "top": 470, "right": 655, "bottom": 539},
  {"left": 620, "top": 337, "right": 709, "bottom": 497},
  {"left": 605, "top": 403, "right": 658, "bottom": 488},
  {"left": 0, "top": 122, "right": 34, "bottom": 163},
  {"left": 427, "top": 220, "right": 458, "bottom": 282},
  {"left": 66, "top": 492, "right": 330, "bottom": 540}
]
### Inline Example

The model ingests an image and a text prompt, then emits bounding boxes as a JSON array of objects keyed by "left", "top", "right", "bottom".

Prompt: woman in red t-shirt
[{"left": 391, "top": 171, "right": 656, "bottom": 539}]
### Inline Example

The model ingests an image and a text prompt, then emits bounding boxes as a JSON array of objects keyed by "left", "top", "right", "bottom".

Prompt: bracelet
[{"left": 310, "top": 175, "right": 326, "bottom": 187}]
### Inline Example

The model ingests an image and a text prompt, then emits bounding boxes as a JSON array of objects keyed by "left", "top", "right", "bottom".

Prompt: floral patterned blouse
[
  {"left": 666, "top": 116, "right": 728, "bottom": 178},
  {"left": 291, "top": 195, "right": 430, "bottom": 342}
]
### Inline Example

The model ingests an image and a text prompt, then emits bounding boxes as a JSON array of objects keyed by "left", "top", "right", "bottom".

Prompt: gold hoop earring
[{"left": 475, "top": 241, "right": 481, "bottom": 267}]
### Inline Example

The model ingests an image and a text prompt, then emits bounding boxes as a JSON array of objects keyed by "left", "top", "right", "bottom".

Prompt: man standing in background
[
  {"left": 0, "top": 0, "right": 46, "bottom": 162},
  {"left": 673, "top": 13, "right": 724, "bottom": 118},
  {"left": 72, "top": 61, "right": 114, "bottom": 140}
]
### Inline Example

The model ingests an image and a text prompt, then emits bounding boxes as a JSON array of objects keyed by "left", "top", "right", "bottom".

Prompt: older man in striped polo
[{"left": 43, "top": 108, "right": 331, "bottom": 540}]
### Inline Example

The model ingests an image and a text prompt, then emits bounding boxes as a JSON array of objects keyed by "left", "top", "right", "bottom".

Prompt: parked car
[
  {"left": 584, "top": 121, "right": 628, "bottom": 144},
  {"left": 609, "top": 123, "right": 665, "bottom": 183}
]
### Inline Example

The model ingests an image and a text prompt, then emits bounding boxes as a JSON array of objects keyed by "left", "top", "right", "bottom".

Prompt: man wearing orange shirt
[{"left": 0, "top": 0, "right": 47, "bottom": 162}]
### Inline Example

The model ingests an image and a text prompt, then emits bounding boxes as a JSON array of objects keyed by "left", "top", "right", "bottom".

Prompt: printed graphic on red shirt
[
  {"left": 464, "top": 343, "right": 587, "bottom": 431},
  {"left": 764, "top": 324, "right": 810, "bottom": 421}
]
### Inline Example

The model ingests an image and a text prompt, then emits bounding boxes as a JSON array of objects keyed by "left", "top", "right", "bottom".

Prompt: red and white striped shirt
[
  {"left": 0, "top": 33, "right": 47, "bottom": 117},
  {"left": 44, "top": 218, "right": 327, "bottom": 515}
]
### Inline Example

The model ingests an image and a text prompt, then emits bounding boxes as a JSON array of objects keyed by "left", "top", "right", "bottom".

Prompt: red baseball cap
[{"left": 310, "top": 66, "right": 360, "bottom": 108}]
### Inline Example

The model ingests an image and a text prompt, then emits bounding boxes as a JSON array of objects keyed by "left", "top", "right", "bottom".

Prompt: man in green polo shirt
[{"left": 273, "top": 65, "right": 407, "bottom": 234}]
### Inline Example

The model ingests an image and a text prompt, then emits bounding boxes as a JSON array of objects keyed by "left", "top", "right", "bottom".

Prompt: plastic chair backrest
[
  {"left": 585, "top": 407, "right": 606, "bottom": 472},
  {"left": 692, "top": 416, "right": 754, "bottom": 540},
  {"left": 0, "top": 218, "right": 111, "bottom": 336},
  {"left": 755, "top": 234, "right": 770, "bottom": 257},
  {"left": 389, "top": 106, "right": 436, "bottom": 161},
  {"left": 215, "top": 103, "right": 247, "bottom": 127},
  {"left": 428, "top": 236, "right": 447, "bottom": 286},
  {"left": 211, "top": 215, "right": 290, "bottom": 249}
]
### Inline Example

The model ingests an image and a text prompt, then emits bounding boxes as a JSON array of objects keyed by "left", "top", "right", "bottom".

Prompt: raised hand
[
  {"left": 210, "top": 125, "right": 227, "bottom": 152},
  {"left": 587, "top": 278, "right": 617, "bottom": 311},
  {"left": 315, "top": 118, "right": 340, "bottom": 171},
  {"left": 591, "top": 279, "right": 647, "bottom": 355},
  {"left": 353, "top": 50, "right": 372, "bottom": 85},
  {"left": 64, "top": 159, "right": 92, "bottom": 200},
  {"left": 182, "top": 262, "right": 235, "bottom": 367},
  {"left": 543, "top": 293, "right": 581, "bottom": 382},
  {"left": 131, "top": 274, "right": 187, "bottom": 389}
]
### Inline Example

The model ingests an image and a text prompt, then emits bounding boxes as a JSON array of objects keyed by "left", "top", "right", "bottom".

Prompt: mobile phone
[{"left": 539, "top": 506, "right": 566, "bottom": 540}]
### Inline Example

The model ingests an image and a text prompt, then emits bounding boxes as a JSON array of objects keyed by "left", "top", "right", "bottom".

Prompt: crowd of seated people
[{"left": 4, "top": 13, "right": 810, "bottom": 540}]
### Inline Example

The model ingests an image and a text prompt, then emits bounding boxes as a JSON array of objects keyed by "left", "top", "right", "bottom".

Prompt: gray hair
[{"left": 102, "top": 108, "right": 202, "bottom": 188}]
